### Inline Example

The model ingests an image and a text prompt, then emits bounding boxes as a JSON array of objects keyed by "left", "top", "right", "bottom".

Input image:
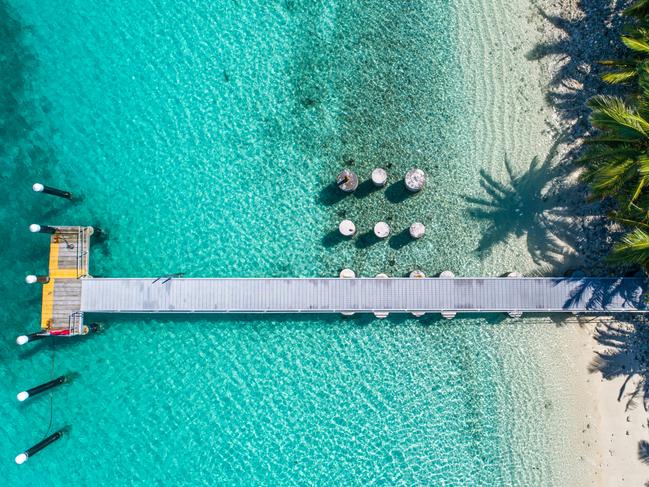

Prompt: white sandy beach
[{"left": 576, "top": 317, "right": 649, "bottom": 485}]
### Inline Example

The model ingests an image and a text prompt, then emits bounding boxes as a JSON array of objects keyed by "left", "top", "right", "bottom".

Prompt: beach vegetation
[{"left": 584, "top": 0, "right": 649, "bottom": 268}]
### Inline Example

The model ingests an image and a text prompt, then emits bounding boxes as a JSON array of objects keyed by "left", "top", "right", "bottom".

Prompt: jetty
[{"left": 32, "top": 226, "right": 649, "bottom": 337}]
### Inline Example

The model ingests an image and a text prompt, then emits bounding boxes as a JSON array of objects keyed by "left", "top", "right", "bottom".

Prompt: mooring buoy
[
  {"left": 16, "top": 332, "right": 47, "bottom": 346},
  {"left": 32, "top": 183, "right": 72, "bottom": 200},
  {"left": 15, "top": 431, "right": 64, "bottom": 464},
  {"left": 29, "top": 224, "right": 56, "bottom": 234},
  {"left": 17, "top": 376, "right": 66, "bottom": 402},
  {"left": 25, "top": 275, "right": 50, "bottom": 284}
]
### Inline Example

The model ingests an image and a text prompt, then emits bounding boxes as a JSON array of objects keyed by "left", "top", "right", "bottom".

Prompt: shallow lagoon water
[{"left": 2, "top": 1, "right": 580, "bottom": 485}]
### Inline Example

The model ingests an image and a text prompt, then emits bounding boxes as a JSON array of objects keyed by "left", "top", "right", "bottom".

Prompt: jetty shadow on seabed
[{"left": 464, "top": 139, "right": 597, "bottom": 270}]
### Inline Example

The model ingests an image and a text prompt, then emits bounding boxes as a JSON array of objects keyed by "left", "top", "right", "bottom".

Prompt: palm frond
[
  {"left": 610, "top": 228, "right": 649, "bottom": 267},
  {"left": 588, "top": 96, "right": 649, "bottom": 138},
  {"left": 626, "top": 0, "right": 649, "bottom": 19},
  {"left": 602, "top": 70, "right": 638, "bottom": 84},
  {"left": 622, "top": 35, "right": 649, "bottom": 54}
]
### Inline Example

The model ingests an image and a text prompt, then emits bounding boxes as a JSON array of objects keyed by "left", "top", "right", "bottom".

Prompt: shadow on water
[
  {"left": 355, "top": 230, "right": 381, "bottom": 249},
  {"left": 527, "top": 1, "right": 630, "bottom": 146},
  {"left": 353, "top": 179, "right": 382, "bottom": 199},
  {"left": 464, "top": 138, "right": 602, "bottom": 270},
  {"left": 318, "top": 182, "right": 348, "bottom": 205},
  {"left": 389, "top": 228, "right": 412, "bottom": 250},
  {"left": 322, "top": 229, "right": 346, "bottom": 248},
  {"left": 385, "top": 181, "right": 413, "bottom": 204}
]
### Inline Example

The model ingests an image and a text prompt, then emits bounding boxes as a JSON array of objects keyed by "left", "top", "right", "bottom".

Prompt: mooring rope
[{"left": 41, "top": 337, "right": 56, "bottom": 439}]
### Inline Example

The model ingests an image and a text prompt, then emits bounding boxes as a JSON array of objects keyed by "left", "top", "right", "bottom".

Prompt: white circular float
[{"left": 15, "top": 453, "right": 28, "bottom": 465}]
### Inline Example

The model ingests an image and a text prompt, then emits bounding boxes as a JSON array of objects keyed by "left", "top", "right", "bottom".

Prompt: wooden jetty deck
[
  {"left": 80, "top": 277, "right": 649, "bottom": 315},
  {"left": 40, "top": 226, "right": 93, "bottom": 336},
  {"left": 36, "top": 226, "right": 649, "bottom": 337}
]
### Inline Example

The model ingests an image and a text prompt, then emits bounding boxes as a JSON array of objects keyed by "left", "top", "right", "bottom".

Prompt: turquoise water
[{"left": 1, "top": 1, "right": 567, "bottom": 485}]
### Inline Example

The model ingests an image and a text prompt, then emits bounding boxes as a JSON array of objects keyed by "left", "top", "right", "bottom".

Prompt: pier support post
[
  {"left": 15, "top": 431, "right": 64, "bottom": 464},
  {"left": 336, "top": 169, "right": 358, "bottom": 192},
  {"left": 374, "top": 273, "right": 389, "bottom": 319},
  {"left": 404, "top": 168, "right": 426, "bottom": 192},
  {"left": 439, "top": 271, "right": 457, "bottom": 319},
  {"left": 409, "top": 222, "right": 425, "bottom": 239},
  {"left": 32, "top": 183, "right": 72, "bottom": 200},
  {"left": 25, "top": 275, "right": 50, "bottom": 284},
  {"left": 17, "top": 376, "right": 66, "bottom": 402},
  {"left": 29, "top": 224, "right": 56, "bottom": 234},
  {"left": 371, "top": 168, "right": 388, "bottom": 187},
  {"left": 409, "top": 270, "right": 426, "bottom": 317},
  {"left": 506, "top": 272, "right": 523, "bottom": 318},
  {"left": 16, "top": 332, "right": 47, "bottom": 346},
  {"left": 374, "top": 222, "right": 390, "bottom": 239},
  {"left": 339, "top": 220, "right": 356, "bottom": 237}
]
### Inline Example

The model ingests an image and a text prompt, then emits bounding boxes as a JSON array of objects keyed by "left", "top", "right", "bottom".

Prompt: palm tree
[
  {"left": 581, "top": 96, "right": 649, "bottom": 211},
  {"left": 626, "top": 0, "right": 649, "bottom": 19},
  {"left": 610, "top": 227, "right": 649, "bottom": 268},
  {"left": 600, "top": 32, "right": 649, "bottom": 85}
]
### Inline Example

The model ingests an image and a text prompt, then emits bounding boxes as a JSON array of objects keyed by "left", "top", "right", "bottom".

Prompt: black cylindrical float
[
  {"left": 32, "top": 183, "right": 72, "bottom": 199},
  {"left": 17, "top": 376, "right": 66, "bottom": 402},
  {"left": 29, "top": 224, "right": 56, "bottom": 234},
  {"left": 16, "top": 332, "right": 47, "bottom": 346},
  {"left": 15, "top": 431, "right": 64, "bottom": 464}
]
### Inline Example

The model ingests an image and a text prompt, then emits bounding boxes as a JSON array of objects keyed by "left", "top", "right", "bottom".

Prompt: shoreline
[
  {"left": 530, "top": 0, "right": 649, "bottom": 483},
  {"left": 457, "top": 0, "right": 649, "bottom": 483},
  {"left": 530, "top": 0, "right": 649, "bottom": 484}
]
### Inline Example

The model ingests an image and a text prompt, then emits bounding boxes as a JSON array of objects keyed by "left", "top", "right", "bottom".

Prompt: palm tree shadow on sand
[
  {"left": 589, "top": 317, "right": 649, "bottom": 468},
  {"left": 526, "top": 2, "right": 629, "bottom": 149},
  {"left": 464, "top": 139, "right": 597, "bottom": 271}
]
